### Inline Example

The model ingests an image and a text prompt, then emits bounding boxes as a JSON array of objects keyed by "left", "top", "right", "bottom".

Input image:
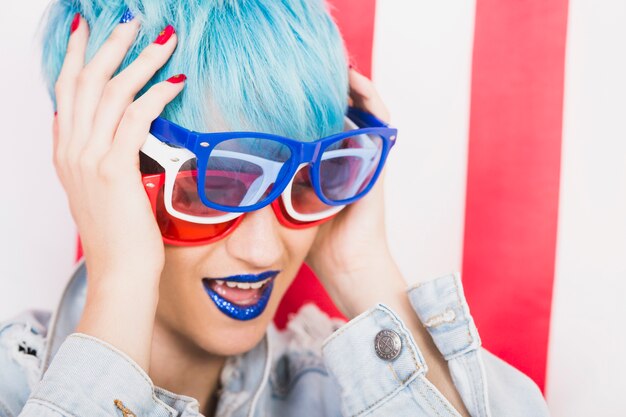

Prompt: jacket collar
[{"left": 41, "top": 259, "right": 272, "bottom": 417}]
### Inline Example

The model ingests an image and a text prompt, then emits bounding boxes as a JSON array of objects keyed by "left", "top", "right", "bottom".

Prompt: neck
[{"left": 149, "top": 320, "right": 226, "bottom": 416}]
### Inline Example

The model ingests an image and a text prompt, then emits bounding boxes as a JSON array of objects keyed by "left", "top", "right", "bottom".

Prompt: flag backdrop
[{"left": 1, "top": 1, "right": 625, "bottom": 416}]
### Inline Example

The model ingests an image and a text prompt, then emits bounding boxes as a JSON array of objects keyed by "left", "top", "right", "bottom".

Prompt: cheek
[
  {"left": 155, "top": 245, "right": 213, "bottom": 328},
  {"left": 268, "top": 226, "right": 319, "bottom": 302},
  {"left": 280, "top": 225, "right": 319, "bottom": 259}
]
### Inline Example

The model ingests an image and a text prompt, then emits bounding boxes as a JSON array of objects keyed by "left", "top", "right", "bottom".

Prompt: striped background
[{"left": 1, "top": 1, "right": 625, "bottom": 416}]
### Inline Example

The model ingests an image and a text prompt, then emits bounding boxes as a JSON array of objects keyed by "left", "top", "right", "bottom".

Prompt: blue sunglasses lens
[
  {"left": 318, "top": 134, "right": 383, "bottom": 202},
  {"left": 203, "top": 138, "right": 292, "bottom": 208},
  {"left": 289, "top": 165, "right": 332, "bottom": 216}
]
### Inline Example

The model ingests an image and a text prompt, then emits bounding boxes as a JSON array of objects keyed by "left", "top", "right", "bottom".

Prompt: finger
[
  {"left": 54, "top": 13, "right": 89, "bottom": 153},
  {"left": 348, "top": 68, "right": 377, "bottom": 99},
  {"left": 348, "top": 68, "right": 390, "bottom": 123},
  {"left": 69, "top": 19, "right": 141, "bottom": 153},
  {"left": 87, "top": 27, "right": 178, "bottom": 156},
  {"left": 107, "top": 76, "right": 187, "bottom": 164}
]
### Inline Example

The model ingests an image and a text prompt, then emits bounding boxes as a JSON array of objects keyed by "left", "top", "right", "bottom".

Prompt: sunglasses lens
[
  {"left": 319, "top": 134, "right": 383, "bottom": 202},
  {"left": 290, "top": 165, "right": 328, "bottom": 214},
  {"left": 203, "top": 138, "right": 292, "bottom": 208},
  {"left": 156, "top": 185, "right": 239, "bottom": 243},
  {"left": 284, "top": 164, "right": 341, "bottom": 224},
  {"left": 172, "top": 160, "right": 234, "bottom": 218}
]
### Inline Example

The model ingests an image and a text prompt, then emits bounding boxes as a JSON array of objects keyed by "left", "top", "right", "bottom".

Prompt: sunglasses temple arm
[{"left": 150, "top": 116, "right": 194, "bottom": 148}]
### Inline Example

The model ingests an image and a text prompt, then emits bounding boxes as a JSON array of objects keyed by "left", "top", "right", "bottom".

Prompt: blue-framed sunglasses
[{"left": 141, "top": 107, "right": 397, "bottom": 224}]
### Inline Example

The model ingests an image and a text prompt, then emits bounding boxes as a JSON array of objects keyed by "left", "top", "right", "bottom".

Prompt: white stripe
[
  {"left": 546, "top": 1, "right": 626, "bottom": 415},
  {"left": 0, "top": 2, "right": 76, "bottom": 320},
  {"left": 373, "top": 0, "right": 476, "bottom": 283}
]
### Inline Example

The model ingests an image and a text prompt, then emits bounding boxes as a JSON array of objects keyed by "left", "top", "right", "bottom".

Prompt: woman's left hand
[
  {"left": 305, "top": 68, "right": 407, "bottom": 318},
  {"left": 306, "top": 69, "right": 473, "bottom": 417}
]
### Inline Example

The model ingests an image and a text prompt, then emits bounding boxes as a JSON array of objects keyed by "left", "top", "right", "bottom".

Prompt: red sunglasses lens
[
  {"left": 155, "top": 186, "right": 240, "bottom": 244},
  {"left": 272, "top": 197, "right": 336, "bottom": 229},
  {"left": 142, "top": 172, "right": 334, "bottom": 246},
  {"left": 289, "top": 166, "right": 330, "bottom": 215},
  {"left": 172, "top": 168, "right": 251, "bottom": 218}
]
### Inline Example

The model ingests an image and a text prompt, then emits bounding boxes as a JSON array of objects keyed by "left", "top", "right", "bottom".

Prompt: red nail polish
[
  {"left": 154, "top": 25, "right": 175, "bottom": 45},
  {"left": 54, "top": 111, "right": 58, "bottom": 117},
  {"left": 166, "top": 74, "right": 187, "bottom": 84},
  {"left": 70, "top": 13, "right": 80, "bottom": 34}
]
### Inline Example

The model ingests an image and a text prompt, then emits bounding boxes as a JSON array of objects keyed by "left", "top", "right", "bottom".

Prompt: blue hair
[{"left": 41, "top": 0, "right": 349, "bottom": 141}]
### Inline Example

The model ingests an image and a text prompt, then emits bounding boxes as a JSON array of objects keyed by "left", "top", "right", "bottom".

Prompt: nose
[{"left": 224, "top": 205, "right": 284, "bottom": 269}]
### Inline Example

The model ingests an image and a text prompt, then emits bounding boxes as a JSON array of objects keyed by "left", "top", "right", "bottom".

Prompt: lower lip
[{"left": 202, "top": 278, "right": 275, "bottom": 321}]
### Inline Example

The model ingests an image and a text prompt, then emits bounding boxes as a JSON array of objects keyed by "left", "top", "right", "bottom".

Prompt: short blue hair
[{"left": 41, "top": 0, "right": 349, "bottom": 141}]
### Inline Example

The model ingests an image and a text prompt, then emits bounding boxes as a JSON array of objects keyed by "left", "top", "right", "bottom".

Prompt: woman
[{"left": 0, "top": 1, "right": 550, "bottom": 416}]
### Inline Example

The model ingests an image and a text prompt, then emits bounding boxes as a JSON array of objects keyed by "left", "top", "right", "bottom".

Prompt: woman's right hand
[{"left": 53, "top": 14, "right": 184, "bottom": 370}]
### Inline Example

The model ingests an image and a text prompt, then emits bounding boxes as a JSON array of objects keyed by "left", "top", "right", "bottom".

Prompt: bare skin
[{"left": 54, "top": 15, "right": 470, "bottom": 417}]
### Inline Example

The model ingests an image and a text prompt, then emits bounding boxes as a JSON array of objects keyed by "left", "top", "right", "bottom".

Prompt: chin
[
  {"left": 156, "top": 276, "right": 289, "bottom": 357},
  {"left": 196, "top": 282, "right": 288, "bottom": 356},
  {"left": 156, "top": 251, "right": 304, "bottom": 356},
  {"left": 195, "top": 318, "right": 270, "bottom": 356}
]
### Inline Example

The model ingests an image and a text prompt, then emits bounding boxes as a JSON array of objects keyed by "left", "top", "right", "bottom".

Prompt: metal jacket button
[{"left": 374, "top": 329, "right": 402, "bottom": 361}]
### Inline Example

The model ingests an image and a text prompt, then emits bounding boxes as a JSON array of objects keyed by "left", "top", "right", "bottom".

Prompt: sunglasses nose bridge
[{"left": 300, "top": 142, "right": 321, "bottom": 164}]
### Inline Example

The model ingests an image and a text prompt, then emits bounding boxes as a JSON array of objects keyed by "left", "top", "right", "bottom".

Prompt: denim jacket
[{"left": 0, "top": 260, "right": 550, "bottom": 417}]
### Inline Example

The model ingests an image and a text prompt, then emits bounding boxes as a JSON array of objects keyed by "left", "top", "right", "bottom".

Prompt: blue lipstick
[{"left": 202, "top": 270, "right": 280, "bottom": 321}]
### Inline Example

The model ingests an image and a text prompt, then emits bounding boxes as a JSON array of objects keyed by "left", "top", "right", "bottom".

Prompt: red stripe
[
  {"left": 463, "top": 0, "right": 568, "bottom": 391},
  {"left": 326, "top": 0, "right": 377, "bottom": 78},
  {"left": 76, "top": 236, "right": 83, "bottom": 261}
]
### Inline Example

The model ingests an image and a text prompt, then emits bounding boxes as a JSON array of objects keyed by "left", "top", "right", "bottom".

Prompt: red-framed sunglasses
[{"left": 141, "top": 172, "right": 336, "bottom": 246}]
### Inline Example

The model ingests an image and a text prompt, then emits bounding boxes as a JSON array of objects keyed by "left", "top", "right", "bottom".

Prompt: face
[
  {"left": 144, "top": 107, "right": 390, "bottom": 357},
  {"left": 154, "top": 204, "right": 319, "bottom": 356}
]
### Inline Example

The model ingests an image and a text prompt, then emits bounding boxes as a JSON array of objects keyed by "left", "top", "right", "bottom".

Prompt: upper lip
[{"left": 204, "top": 270, "right": 280, "bottom": 283}]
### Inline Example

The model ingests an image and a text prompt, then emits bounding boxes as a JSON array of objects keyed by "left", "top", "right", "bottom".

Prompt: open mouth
[{"left": 202, "top": 270, "right": 279, "bottom": 321}]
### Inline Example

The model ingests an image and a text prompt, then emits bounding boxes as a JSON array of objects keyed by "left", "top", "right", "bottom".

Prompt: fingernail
[
  {"left": 54, "top": 111, "right": 57, "bottom": 117},
  {"left": 348, "top": 57, "right": 360, "bottom": 72},
  {"left": 166, "top": 74, "right": 187, "bottom": 84},
  {"left": 154, "top": 25, "right": 175, "bottom": 45},
  {"left": 70, "top": 13, "right": 80, "bottom": 34},
  {"left": 119, "top": 8, "right": 135, "bottom": 23}
]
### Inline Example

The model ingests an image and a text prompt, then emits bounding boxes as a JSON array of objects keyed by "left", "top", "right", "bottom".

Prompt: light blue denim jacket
[{"left": 0, "top": 260, "right": 550, "bottom": 417}]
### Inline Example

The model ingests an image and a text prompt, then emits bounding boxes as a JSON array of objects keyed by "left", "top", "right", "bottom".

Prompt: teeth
[
  {"left": 215, "top": 277, "right": 272, "bottom": 290},
  {"left": 256, "top": 277, "right": 272, "bottom": 287}
]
